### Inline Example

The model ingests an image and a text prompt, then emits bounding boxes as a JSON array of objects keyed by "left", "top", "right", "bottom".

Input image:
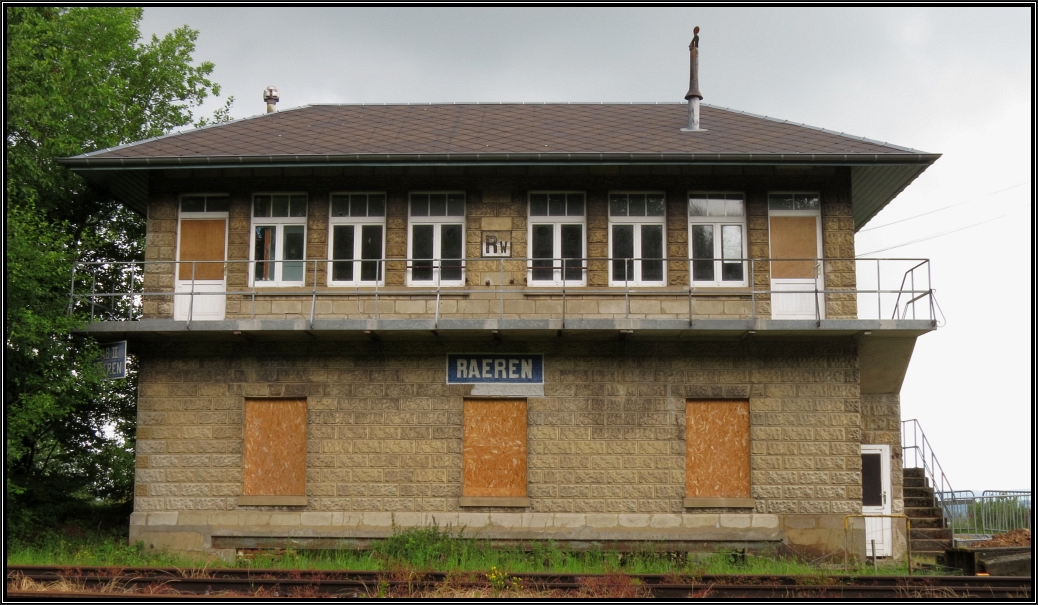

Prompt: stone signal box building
[{"left": 63, "top": 58, "right": 940, "bottom": 559}]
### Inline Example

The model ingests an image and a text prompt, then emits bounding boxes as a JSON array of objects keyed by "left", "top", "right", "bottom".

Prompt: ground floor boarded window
[
  {"left": 241, "top": 398, "right": 307, "bottom": 505},
  {"left": 462, "top": 399, "right": 527, "bottom": 500},
  {"left": 685, "top": 399, "right": 751, "bottom": 500}
]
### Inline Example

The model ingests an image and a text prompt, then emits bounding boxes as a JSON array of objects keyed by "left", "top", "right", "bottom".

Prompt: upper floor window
[
  {"left": 180, "top": 194, "right": 230, "bottom": 214},
  {"left": 252, "top": 193, "right": 307, "bottom": 286},
  {"left": 528, "top": 192, "right": 586, "bottom": 286},
  {"left": 329, "top": 193, "right": 386, "bottom": 285},
  {"left": 688, "top": 192, "right": 746, "bottom": 286},
  {"left": 408, "top": 192, "right": 465, "bottom": 286},
  {"left": 609, "top": 192, "right": 666, "bottom": 286}
]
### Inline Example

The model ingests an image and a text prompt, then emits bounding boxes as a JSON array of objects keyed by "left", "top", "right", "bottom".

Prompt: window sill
[
  {"left": 238, "top": 495, "right": 307, "bottom": 506},
  {"left": 459, "top": 497, "right": 530, "bottom": 508},
  {"left": 689, "top": 287, "right": 752, "bottom": 295},
  {"left": 683, "top": 497, "right": 755, "bottom": 509}
]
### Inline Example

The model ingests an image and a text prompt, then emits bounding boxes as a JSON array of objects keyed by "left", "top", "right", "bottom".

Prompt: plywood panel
[
  {"left": 244, "top": 398, "right": 307, "bottom": 496},
  {"left": 770, "top": 216, "right": 818, "bottom": 279},
  {"left": 463, "top": 399, "right": 527, "bottom": 497},
  {"left": 178, "top": 219, "right": 226, "bottom": 280},
  {"left": 686, "top": 400, "right": 750, "bottom": 498}
]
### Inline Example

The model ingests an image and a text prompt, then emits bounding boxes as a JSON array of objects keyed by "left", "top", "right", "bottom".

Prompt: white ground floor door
[
  {"left": 862, "top": 444, "right": 892, "bottom": 557},
  {"left": 174, "top": 218, "right": 227, "bottom": 321}
]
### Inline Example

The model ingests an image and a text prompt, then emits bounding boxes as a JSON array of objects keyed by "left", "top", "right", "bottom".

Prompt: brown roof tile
[{"left": 76, "top": 103, "right": 924, "bottom": 161}]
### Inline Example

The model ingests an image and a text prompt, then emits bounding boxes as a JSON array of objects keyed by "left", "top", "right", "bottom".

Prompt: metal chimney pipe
[
  {"left": 682, "top": 27, "right": 703, "bottom": 132},
  {"left": 263, "top": 86, "right": 279, "bottom": 113}
]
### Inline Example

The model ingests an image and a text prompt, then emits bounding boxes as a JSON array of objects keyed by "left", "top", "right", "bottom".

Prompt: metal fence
[
  {"left": 68, "top": 256, "right": 938, "bottom": 325},
  {"left": 938, "top": 490, "right": 1033, "bottom": 543}
]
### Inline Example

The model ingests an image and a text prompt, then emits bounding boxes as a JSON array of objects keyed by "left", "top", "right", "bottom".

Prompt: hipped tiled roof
[{"left": 76, "top": 103, "right": 924, "bottom": 160}]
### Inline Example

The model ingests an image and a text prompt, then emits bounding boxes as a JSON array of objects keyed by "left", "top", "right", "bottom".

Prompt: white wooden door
[
  {"left": 174, "top": 218, "right": 227, "bottom": 321},
  {"left": 862, "top": 444, "right": 892, "bottom": 557},
  {"left": 769, "top": 214, "right": 824, "bottom": 320}
]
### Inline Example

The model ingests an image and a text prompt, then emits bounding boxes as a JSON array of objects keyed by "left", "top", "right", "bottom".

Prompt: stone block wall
[
  {"left": 821, "top": 188, "right": 858, "bottom": 319},
  {"left": 133, "top": 339, "right": 862, "bottom": 520},
  {"left": 139, "top": 167, "right": 863, "bottom": 322},
  {"left": 861, "top": 393, "right": 903, "bottom": 515},
  {"left": 141, "top": 195, "right": 177, "bottom": 319}
]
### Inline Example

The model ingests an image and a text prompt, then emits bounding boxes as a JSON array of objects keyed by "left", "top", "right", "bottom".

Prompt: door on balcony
[
  {"left": 175, "top": 198, "right": 228, "bottom": 321},
  {"left": 862, "top": 444, "right": 892, "bottom": 557},
  {"left": 769, "top": 194, "right": 824, "bottom": 320}
]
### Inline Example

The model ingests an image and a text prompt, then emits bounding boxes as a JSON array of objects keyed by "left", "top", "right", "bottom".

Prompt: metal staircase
[{"left": 901, "top": 420, "right": 955, "bottom": 561}]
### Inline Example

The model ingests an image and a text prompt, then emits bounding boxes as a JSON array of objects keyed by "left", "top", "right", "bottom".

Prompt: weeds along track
[{"left": 6, "top": 566, "right": 1033, "bottom": 599}]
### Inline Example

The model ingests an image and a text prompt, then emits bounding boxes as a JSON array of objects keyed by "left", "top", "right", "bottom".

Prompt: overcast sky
[{"left": 141, "top": 7, "right": 1032, "bottom": 491}]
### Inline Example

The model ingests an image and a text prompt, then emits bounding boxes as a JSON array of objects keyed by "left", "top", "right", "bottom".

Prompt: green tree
[{"left": 5, "top": 7, "right": 231, "bottom": 532}]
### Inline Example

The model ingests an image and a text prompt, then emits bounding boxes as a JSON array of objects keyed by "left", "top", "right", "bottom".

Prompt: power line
[
  {"left": 856, "top": 215, "right": 1007, "bottom": 256},
  {"left": 859, "top": 182, "right": 1027, "bottom": 232}
]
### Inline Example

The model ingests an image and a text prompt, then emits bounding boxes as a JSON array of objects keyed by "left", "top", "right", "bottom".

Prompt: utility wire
[
  {"left": 859, "top": 182, "right": 1027, "bottom": 232},
  {"left": 856, "top": 215, "right": 1007, "bottom": 256}
]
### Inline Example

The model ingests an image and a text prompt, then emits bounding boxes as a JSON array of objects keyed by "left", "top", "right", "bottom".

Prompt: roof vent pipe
[
  {"left": 263, "top": 86, "right": 279, "bottom": 113},
  {"left": 682, "top": 27, "right": 703, "bottom": 132}
]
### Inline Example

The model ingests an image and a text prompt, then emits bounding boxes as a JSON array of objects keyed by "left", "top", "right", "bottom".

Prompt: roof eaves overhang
[
  {"left": 57, "top": 151, "right": 940, "bottom": 169},
  {"left": 59, "top": 152, "right": 939, "bottom": 228}
]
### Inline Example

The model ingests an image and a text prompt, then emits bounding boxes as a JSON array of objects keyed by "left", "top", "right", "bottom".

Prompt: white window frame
[
  {"left": 687, "top": 192, "right": 748, "bottom": 287},
  {"left": 327, "top": 192, "right": 387, "bottom": 286},
  {"left": 607, "top": 191, "right": 667, "bottom": 287},
  {"left": 179, "top": 193, "right": 230, "bottom": 216},
  {"left": 249, "top": 192, "right": 308, "bottom": 287},
  {"left": 527, "top": 191, "right": 587, "bottom": 287},
  {"left": 406, "top": 192, "right": 466, "bottom": 287}
]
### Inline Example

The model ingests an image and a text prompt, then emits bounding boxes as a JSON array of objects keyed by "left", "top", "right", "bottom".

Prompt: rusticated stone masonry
[{"left": 133, "top": 339, "right": 863, "bottom": 518}]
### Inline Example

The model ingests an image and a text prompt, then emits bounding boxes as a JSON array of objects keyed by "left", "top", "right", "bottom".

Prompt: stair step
[
  {"left": 905, "top": 506, "right": 943, "bottom": 518},
  {"left": 903, "top": 467, "right": 926, "bottom": 478},
  {"left": 906, "top": 516, "right": 946, "bottom": 529},
  {"left": 903, "top": 485, "right": 935, "bottom": 497},
  {"left": 905, "top": 496, "right": 938, "bottom": 508},
  {"left": 910, "top": 527, "right": 952, "bottom": 540},
  {"left": 903, "top": 475, "right": 931, "bottom": 489}
]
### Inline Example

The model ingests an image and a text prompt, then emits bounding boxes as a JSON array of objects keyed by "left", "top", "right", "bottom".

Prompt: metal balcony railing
[{"left": 68, "top": 256, "right": 940, "bottom": 326}]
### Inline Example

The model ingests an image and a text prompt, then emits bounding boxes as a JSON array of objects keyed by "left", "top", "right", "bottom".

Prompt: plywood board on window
[
  {"left": 244, "top": 398, "right": 307, "bottom": 496},
  {"left": 769, "top": 216, "right": 817, "bottom": 279},
  {"left": 463, "top": 399, "right": 527, "bottom": 497},
  {"left": 686, "top": 400, "right": 750, "bottom": 498},
  {"left": 178, "top": 219, "right": 226, "bottom": 280}
]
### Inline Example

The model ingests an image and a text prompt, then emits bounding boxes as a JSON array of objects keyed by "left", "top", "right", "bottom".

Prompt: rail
[
  {"left": 68, "top": 256, "right": 937, "bottom": 325},
  {"left": 937, "top": 490, "right": 1033, "bottom": 543},
  {"left": 901, "top": 419, "right": 957, "bottom": 531}
]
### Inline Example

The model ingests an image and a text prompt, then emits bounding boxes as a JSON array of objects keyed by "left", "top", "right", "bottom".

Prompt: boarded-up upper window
[
  {"left": 769, "top": 216, "right": 818, "bottom": 279},
  {"left": 463, "top": 399, "right": 527, "bottom": 498},
  {"left": 686, "top": 400, "right": 750, "bottom": 498},
  {"left": 178, "top": 219, "right": 227, "bottom": 281},
  {"left": 243, "top": 398, "right": 307, "bottom": 497}
]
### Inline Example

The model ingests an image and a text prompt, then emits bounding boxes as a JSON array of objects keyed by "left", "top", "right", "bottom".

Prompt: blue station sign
[
  {"left": 447, "top": 354, "right": 543, "bottom": 384},
  {"left": 101, "top": 341, "right": 128, "bottom": 380}
]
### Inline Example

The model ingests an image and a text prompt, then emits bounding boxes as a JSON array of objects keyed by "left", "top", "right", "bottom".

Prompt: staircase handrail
[{"left": 901, "top": 419, "right": 956, "bottom": 523}]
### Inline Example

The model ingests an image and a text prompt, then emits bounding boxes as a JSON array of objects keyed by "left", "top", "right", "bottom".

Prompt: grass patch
[{"left": 6, "top": 523, "right": 929, "bottom": 576}]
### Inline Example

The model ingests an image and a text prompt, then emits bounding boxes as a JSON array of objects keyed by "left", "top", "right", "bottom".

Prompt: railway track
[{"left": 6, "top": 565, "right": 1033, "bottom": 599}]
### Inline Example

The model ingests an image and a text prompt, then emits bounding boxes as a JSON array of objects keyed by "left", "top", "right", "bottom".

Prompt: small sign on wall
[
  {"left": 447, "top": 354, "right": 543, "bottom": 384},
  {"left": 482, "top": 231, "right": 511, "bottom": 257},
  {"left": 101, "top": 341, "right": 127, "bottom": 380}
]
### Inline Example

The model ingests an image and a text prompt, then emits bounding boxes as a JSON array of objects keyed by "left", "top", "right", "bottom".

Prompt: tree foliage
[{"left": 5, "top": 7, "right": 230, "bottom": 532}]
